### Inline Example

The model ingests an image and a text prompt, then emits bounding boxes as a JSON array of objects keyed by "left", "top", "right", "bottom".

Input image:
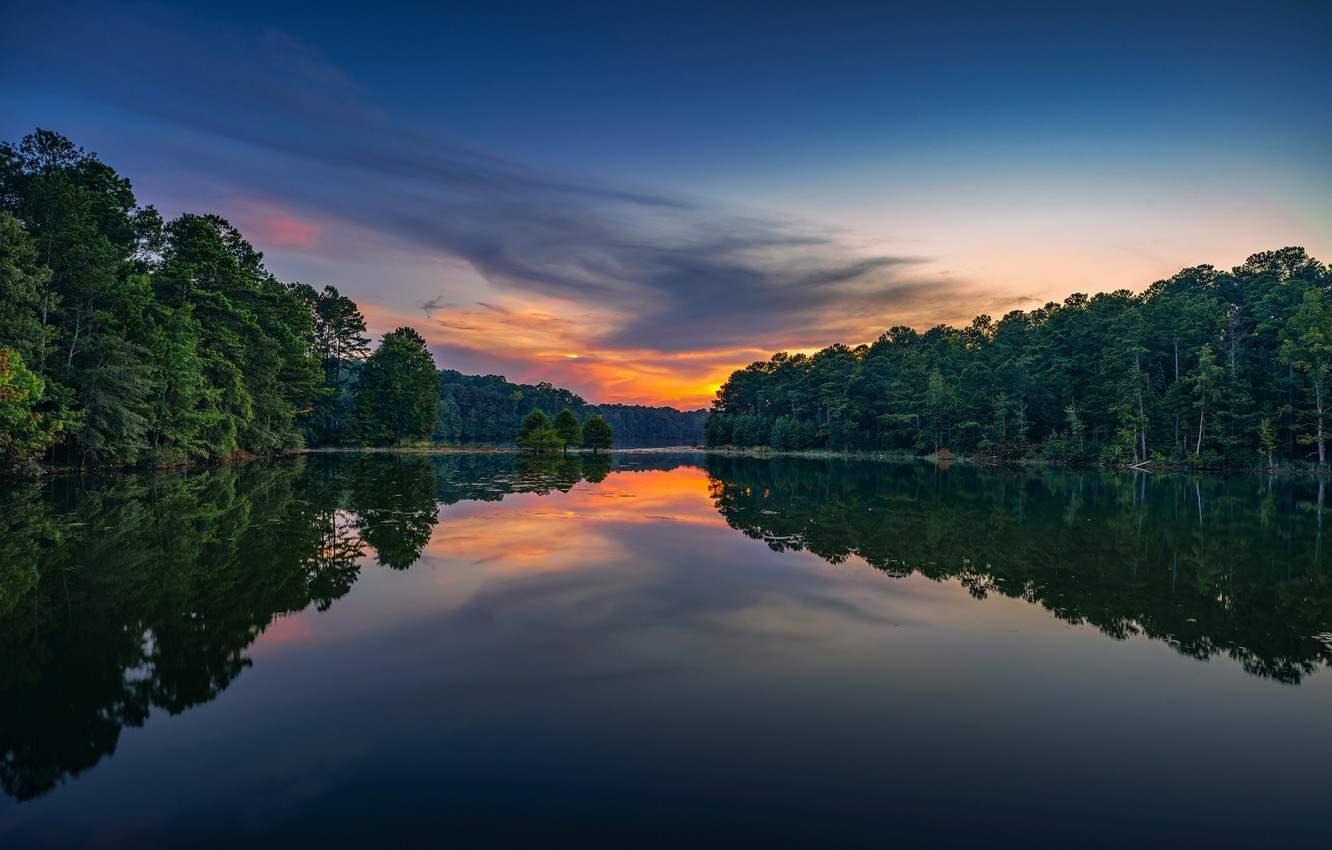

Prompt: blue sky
[{"left": 3, "top": 0, "right": 1329, "bottom": 406}]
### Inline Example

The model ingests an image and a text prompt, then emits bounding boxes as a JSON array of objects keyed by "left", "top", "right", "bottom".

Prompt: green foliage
[
  {"left": 440, "top": 372, "right": 593, "bottom": 444},
  {"left": 0, "top": 128, "right": 326, "bottom": 467},
  {"left": 437, "top": 370, "right": 703, "bottom": 447},
  {"left": 593, "top": 403, "right": 706, "bottom": 446},
  {"left": 518, "top": 408, "right": 552, "bottom": 439},
  {"left": 154, "top": 213, "right": 322, "bottom": 457},
  {"left": 515, "top": 409, "right": 563, "bottom": 452},
  {"left": 354, "top": 327, "right": 440, "bottom": 445},
  {"left": 1258, "top": 417, "right": 1278, "bottom": 468},
  {"left": 0, "top": 348, "right": 61, "bottom": 468},
  {"left": 1281, "top": 288, "right": 1332, "bottom": 464},
  {"left": 553, "top": 407, "right": 582, "bottom": 452},
  {"left": 0, "top": 211, "right": 49, "bottom": 364},
  {"left": 516, "top": 425, "right": 565, "bottom": 453},
  {"left": 707, "top": 248, "right": 1332, "bottom": 469},
  {"left": 292, "top": 283, "right": 369, "bottom": 445},
  {"left": 4, "top": 127, "right": 1329, "bottom": 474},
  {"left": 582, "top": 415, "right": 613, "bottom": 453}
]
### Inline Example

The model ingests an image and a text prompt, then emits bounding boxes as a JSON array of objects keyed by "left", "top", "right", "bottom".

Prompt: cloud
[
  {"left": 359, "top": 299, "right": 753, "bottom": 408},
  {"left": 3, "top": 1, "right": 1001, "bottom": 402}
]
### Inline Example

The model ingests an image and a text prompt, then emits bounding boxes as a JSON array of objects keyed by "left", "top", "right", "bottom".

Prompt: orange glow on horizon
[
  {"left": 358, "top": 281, "right": 1046, "bottom": 409},
  {"left": 359, "top": 300, "right": 764, "bottom": 409}
]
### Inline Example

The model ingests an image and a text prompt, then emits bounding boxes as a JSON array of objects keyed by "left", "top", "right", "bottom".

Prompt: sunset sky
[{"left": 4, "top": 0, "right": 1330, "bottom": 408}]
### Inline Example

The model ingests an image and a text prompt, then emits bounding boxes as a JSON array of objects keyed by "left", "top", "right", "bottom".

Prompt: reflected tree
[
  {"left": 707, "top": 456, "right": 1332, "bottom": 684},
  {"left": 348, "top": 455, "right": 440, "bottom": 570},
  {"left": 0, "top": 450, "right": 701, "bottom": 803}
]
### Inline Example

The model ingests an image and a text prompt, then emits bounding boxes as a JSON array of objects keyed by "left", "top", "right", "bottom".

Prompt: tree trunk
[
  {"left": 1196, "top": 409, "right": 1205, "bottom": 456},
  {"left": 1139, "top": 396, "right": 1147, "bottom": 462},
  {"left": 1289, "top": 362, "right": 1296, "bottom": 459},
  {"left": 1318, "top": 380, "right": 1326, "bottom": 465}
]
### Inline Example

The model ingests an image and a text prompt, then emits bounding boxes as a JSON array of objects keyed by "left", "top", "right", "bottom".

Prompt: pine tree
[{"left": 354, "top": 328, "right": 439, "bottom": 445}]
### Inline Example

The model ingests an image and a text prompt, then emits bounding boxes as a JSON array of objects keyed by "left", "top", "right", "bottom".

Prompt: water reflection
[
  {"left": 0, "top": 453, "right": 639, "bottom": 803},
  {"left": 706, "top": 456, "right": 1332, "bottom": 684},
  {"left": 1, "top": 452, "right": 1330, "bottom": 816}
]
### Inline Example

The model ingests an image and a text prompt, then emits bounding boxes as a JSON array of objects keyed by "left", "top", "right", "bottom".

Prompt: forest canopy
[{"left": 706, "top": 248, "right": 1332, "bottom": 468}]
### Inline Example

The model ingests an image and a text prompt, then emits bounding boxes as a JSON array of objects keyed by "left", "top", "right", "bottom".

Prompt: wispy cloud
[{"left": 3, "top": 0, "right": 997, "bottom": 404}]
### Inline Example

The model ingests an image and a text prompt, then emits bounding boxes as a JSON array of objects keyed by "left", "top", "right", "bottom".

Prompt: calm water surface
[{"left": 1, "top": 453, "right": 1330, "bottom": 847}]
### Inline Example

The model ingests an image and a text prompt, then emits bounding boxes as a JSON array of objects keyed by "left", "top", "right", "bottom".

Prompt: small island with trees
[{"left": 515, "top": 408, "right": 613, "bottom": 454}]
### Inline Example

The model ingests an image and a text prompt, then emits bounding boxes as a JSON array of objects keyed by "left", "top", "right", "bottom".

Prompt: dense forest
[
  {"left": 596, "top": 403, "right": 708, "bottom": 447},
  {"left": 0, "top": 128, "right": 415, "bottom": 471},
  {"left": 706, "top": 248, "right": 1332, "bottom": 468},
  {"left": 0, "top": 129, "right": 701, "bottom": 472},
  {"left": 433, "top": 369, "right": 706, "bottom": 447}
]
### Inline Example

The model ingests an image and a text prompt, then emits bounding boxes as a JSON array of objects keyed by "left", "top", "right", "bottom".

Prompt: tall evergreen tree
[
  {"left": 354, "top": 327, "right": 439, "bottom": 445},
  {"left": 292, "top": 283, "right": 369, "bottom": 444}
]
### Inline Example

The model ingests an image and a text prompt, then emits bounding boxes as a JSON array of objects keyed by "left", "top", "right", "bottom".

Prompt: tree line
[
  {"left": 435, "top": 370, "right": 706, "bottom": 447},
  {"left": 0, "top": 128, "right": 451, "bottom": 470},
  {"left": 706, "top": 248, "right": 1332, "bottom": 468},
  {"left": 0, "top": 128, "right": 705, "bottom": 472}
]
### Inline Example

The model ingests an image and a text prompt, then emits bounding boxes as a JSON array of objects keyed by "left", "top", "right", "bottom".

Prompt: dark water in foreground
[{"left": 1, "top": 453, "right": 1330, "bottom": 847}]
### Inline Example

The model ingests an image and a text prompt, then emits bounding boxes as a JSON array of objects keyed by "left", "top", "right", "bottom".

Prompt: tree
[
  {"left": 583, "top": 416, "right": 612, "bottom": 454},
  {"left": 553, "top": 408, "right": 582, "bottom": 454},
  {"left": 922, "top": 369, "right": 957, "bottom": 453},
  {"left": 1257, "top": 417, "right": 1278, "bottom": 469},
  {"left": 515, "top": 409, "right": 562, "bottom": 453},
  {"left": 1, "top": 129, "right": 161, "bottom": 464},
  {"left": 0, "top": 348, "right": 61, "bottom": 469},
  {"left": 0, "top": 211, "right": 48, "bottom": 365},
  {"left": 517, "top": 409, "right": 551, "bottom": 441},
  {"left": 354, "top": 328, "right": 439, "bottom": 445},
  {"left": 1281, "top": 289, "right": 1332, "bottom": 465},
  {"left": 1184, "top": 344, "right": 1225, "bottom": 459},
  {"left": 516, "top": 425, "right": 564, "bottom": 453},
  {"left": 155, "top": 213, "right": 322, "bottom": 457},
  {"left": 292, "top": 283, "right": 369, "bottom": 444}
]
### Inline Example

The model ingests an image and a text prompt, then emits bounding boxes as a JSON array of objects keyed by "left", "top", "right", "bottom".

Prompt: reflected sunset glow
[{"left": 426, "top": 467, "right": 722, "bottom": 572}]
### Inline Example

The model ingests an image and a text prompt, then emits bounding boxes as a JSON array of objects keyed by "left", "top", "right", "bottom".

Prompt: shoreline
[{"left": 7, "top": 443, "right": 1328, "bottom": 479}]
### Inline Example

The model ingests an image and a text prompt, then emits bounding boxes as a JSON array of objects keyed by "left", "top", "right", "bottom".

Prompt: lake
[{"left": 1, "top": 453, "right": 1330, "bottom": 847}]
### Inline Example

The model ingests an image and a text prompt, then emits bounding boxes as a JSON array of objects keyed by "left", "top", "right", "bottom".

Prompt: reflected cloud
[
  {"left": 8, "top": 451, "right": 1332, "bottom": 815},
  {"left": 425, "top": 467, "right": 722, "bottom": 573}
]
